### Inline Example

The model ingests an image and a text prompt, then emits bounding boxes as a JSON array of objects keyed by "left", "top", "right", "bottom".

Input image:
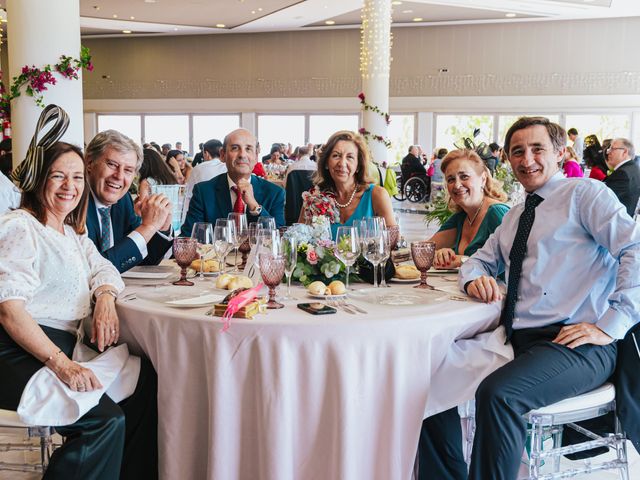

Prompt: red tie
[{"left": 231, "top": 186, "right": 245, "bottom": 213}]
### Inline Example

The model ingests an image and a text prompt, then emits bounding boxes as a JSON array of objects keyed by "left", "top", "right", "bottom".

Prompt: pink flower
[
  {"left": 307, "top": 249, "right": 318, "bottom": 265},
  {"left": 357, "top": 92, "right": 365, "bottom": 102},
  {"left": 358, "top": 127, "right": 367, "bottom": 134},
  {"left": 86, "top": 62, "right": 94, "bottom": 72}
]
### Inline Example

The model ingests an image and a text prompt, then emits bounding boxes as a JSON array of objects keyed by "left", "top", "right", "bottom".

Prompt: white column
[
  {"left": 360, "top": 0, "right": 392, "bottom": 165},
  {"left": 417, "top": 112, "right": 434, "bottom": 156},
  {"left": 7, "top": 0, "right": 83, "bottom": 167}
]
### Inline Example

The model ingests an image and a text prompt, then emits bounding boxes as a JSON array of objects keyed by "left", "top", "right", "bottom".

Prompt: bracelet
[
  {"left": 44, "top": 350, "right": 63, "bottom": 365},
  {"left": 94, "top": 289, "right": 118, "bottom": 302}
]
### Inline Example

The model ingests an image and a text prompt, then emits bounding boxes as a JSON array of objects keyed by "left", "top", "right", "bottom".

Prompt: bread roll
[
  {"left": 328, "top": 280, "right": 346, "bottom": 295},
  {"left": 216, "top": 273, "right": 234, "bottom": 289},
  {"left": 228, "top": 276, "right": 253, "bottom": 291},
  {"left": 307, "top": 281, "right": 327, "bottom": 295},
  {"left": 395, "top": 265, "right": 420, "bottom": 279}
]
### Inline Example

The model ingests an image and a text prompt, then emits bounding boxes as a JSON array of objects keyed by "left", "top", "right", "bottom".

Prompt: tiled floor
[{"left": 1, "top": 207, "right": 639, "bottom": 479}]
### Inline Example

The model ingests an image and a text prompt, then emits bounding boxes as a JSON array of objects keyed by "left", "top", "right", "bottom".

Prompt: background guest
[
  {"left": 166, "top": 149, "right": 190, "bottom": 184},
  {"left": 583, "top": 134, "right": 608, "bottom": 181},
  {"left": 138, "top": 148, "right": 179, "bottom": 199},
  {"left": 563, "top": 146, "right": 584, "bottom": 178},
  {"left": 604, "top": 138, "right": 640, "bottom": 217}
]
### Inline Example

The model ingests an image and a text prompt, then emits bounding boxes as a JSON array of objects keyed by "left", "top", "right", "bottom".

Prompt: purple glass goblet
[
  {"left": 388, "top": 225, "right": 400, "bottom": 251},
  {"left": 259, "top": 253, "right": 285, "bottom": 309},
  {"left": 410, "top": 241, "right": 436, "bottom": 289},
  {"left": 173, "top": 237, "right": 198, "bottom": 286}
]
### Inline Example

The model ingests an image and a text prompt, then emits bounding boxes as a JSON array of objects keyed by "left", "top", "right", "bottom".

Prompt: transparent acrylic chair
[{"left": 0, "top": 408, "right": 58, "bottom": 473}]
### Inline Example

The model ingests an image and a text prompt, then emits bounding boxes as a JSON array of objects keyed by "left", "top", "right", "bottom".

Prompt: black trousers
[
  {"left": 418, "top": 324, "right": 617, "bottom": 480},
  {"left": 0, "top": 325, "right": 158, "bottom": 480}
]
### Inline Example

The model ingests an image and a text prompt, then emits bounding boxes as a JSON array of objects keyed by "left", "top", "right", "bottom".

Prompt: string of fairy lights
[{"left": 360, "top": 0, "right": 393, "bottom": 79}]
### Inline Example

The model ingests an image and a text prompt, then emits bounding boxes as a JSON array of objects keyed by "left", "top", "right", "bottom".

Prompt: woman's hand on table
[
  {"left": 433, "top": 248, "right": 461, "bottom": 269},
  {"left": 49, "top": 355, "right": 103, "bottom": 392},
  {"left": 92, "top": 292, "right": 119, "bottom": 352},
  {"left": 466, "top": 275, "right": 503, "bottom": 303}
]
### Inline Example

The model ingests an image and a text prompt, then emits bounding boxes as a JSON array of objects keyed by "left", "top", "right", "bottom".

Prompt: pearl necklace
[
  {"left": 467, "top": 198, "right": 485, "bottom": 226},
  {"left": 335, "top": 185, "right": 359, "bottom": 209}
]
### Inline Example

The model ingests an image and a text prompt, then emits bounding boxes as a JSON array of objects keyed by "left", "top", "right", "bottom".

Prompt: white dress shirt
[{"left": 92, "top": 192, "right": 148, "bottom": 258}]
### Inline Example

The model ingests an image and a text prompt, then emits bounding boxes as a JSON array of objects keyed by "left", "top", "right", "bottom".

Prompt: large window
[
  {"left": 258, "top": 115, "right": 305, "bottom": 155},
  {"left": 192, "top": 115, "right": 240, "bottom": 150},
  {"left": 564, "top": 114, "right": 630, "bottom": 144},
  {"left": 435, "top": 115, "right": 494, "bottom": 151},
  {"left": 308, "top": 115, "right": 359, "bottom": 145},
  {"left": 497, "top": 115, "right": 560, "bottom": 146},
  {"left": 387, "top": 114, "right": 415, "bottom": 165},
  {"left": 144, "top": 115, "right": 190, "bottom": 154},
  {"left": 97, "top": 115, "right": 142, "bottom": 145}
]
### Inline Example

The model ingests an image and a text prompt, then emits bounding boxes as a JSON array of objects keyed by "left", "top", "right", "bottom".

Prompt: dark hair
[
  {"left": 313, "top": 130, "right": 373, "bottom": 191},
  {"left": 436, "top": 148, "right": 448, "bottom": 159},
  {"left": 165, "top": 149, "right": 183, "bottom": 163},
  {"left": 489, "top": 143, "right": 500, "bottom": 152},
  {"left": 0, "top": 153, "right": 11, "bottom": 177},
  {"left": 20, "top": 142, "right": 88, "bottom": 234},
  {"left": 504, "top": 116, "right": 566, "bottom": 156},
  {"left": 583, "top": 135, "right": 608, "bottom": 173},
  {"left": 140, "top": 148, "right": 177, "bottom": 184},
  {"left": 270, "top": 145, "right": 280, "bottom": 155},
  {"left": 567, "top": 128, "right": 578, "bottom": 136},
  {"left": 0, "top": 138, "right": 12, "bottom": 153},
  {"left": 203, "top": 139, "right": 222, "bottom": 159}
]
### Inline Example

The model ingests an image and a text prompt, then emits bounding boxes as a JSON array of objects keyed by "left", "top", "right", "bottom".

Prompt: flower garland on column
[
  {"left": 357, "top": 91, "right": 392, "bottom": 148},
  {"left": 0, "top": 46, "right": 93, "bottom": 118}
]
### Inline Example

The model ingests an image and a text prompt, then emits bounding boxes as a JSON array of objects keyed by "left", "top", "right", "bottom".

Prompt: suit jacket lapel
[
  {"left": 110, "top": 197, "right": 125, "bottom": 241},
  {"left": 86, "top": 195, "right": 99, "bottom": 241},
  {"left": 215, "top": 175, "right": 232, "bottom": 219}
]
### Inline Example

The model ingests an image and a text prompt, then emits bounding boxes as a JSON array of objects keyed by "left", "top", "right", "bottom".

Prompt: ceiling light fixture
[
  {"left": 412, "top": 17, "right": 423, "bottom": 22},
  {"left": 173, "top": 27, "right": 179, "bottom": 31},
  {"left": 144, "top": 0, "right": 157, "bottom": 3},
  {"left": 251, "top": 10, "right": 256, "bottom": 14},
  {"left": 391, "top": 1, "right": 402, "bottom": 4},
  {"left": 216, "top": 23, "right": 226, "bottom": 28},
  {"left": 505, "top": 13, "right": 517, "bottom": 17},
  {"left": 130, "top": 16, "right": 135, "bottom": 20},
  {"left": 112, "top": 14, "right": 118, "bottom": 18},
  {"left": 402, "top": 9, "right": 413, "bottom": 14},
  {"left": 258, "top": 7, "right": 263, "bottom": 11},
  {"left": 93, "top": 5, "right": 100, "bottom": 11},
  {"left": 122, "top": 30, "right": 132, "bottom": 34},
  {"left": 325, "top": 20, "right": 335, "bottom": 25}
]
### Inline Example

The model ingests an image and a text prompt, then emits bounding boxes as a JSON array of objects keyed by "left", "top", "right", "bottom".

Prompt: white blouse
[{"left": 0, "top": 209, "right": 124, "bottom": 333}]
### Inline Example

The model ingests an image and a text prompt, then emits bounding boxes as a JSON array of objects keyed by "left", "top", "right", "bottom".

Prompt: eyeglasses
[{"left": 606, "top": 147, "right": 625, "bottom": 153}]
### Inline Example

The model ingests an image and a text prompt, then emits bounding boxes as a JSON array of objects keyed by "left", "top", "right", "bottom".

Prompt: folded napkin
[
  {"left": 166, "top": 293, "right": 224, "bottom": 306},
  {"left": 17, "top": 343, "right": 140, "bottom": 427}
]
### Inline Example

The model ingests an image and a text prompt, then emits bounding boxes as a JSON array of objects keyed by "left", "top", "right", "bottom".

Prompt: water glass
[
  {"left": 257, "top": 216, "right": 276, "bottom": 231},
  {"left": 227, "top": 213, "right": 248, "bottom": 273},
  {"left": 334, "top": 226, "right": 360, "bottom": 291},
  {"left": 379, "top": 229, "right": 391, "bottom": 288},
  {"left": 213, "top": 224, "right": 234, "bottom": 275},
  {"left": 363, "top": 229, "right": 386, "bottom": 288},
  {"left": 191, "top": 222, "right": 213, "bottom": 280},
  {"left": 281, "top": 235, "right": 298, "bottom": 300},
  {"left": 259, "top": 253, "right": 285, "bottom": 309},
  {"left": 410, "top": 241, "right": 436, "bottom": 289}
]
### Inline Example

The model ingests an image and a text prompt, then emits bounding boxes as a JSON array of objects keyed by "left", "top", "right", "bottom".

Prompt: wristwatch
[{"left": 249, "top": 205, "right": 263, "bottom": 215}]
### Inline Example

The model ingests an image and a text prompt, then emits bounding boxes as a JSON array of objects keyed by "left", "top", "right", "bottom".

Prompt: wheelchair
[{"left": 393, "top": 171, "right": 431, "bottom": 203}]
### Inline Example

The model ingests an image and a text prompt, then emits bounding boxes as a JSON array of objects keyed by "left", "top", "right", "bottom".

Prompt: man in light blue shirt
[{"left": 418, "top": 117, "right": 640, "bottom": 480}]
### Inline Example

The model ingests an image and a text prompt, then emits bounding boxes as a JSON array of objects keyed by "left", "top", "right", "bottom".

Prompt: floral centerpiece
[
  {"left": 283, "top": 216, "right": 358, "bottom": 286},
  {"left": 300, "top": 186, "right": 340, "bottom": 224}
]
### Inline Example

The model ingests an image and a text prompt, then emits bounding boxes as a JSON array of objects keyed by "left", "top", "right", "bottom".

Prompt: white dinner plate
[
  {"left": 349, "top": 288, "right": 447, "bottom": 306},
  {"left": 390, "top": 276, "right": 421, "bottom": 283},
  {"left": 121, "top": 266, "right": 176, "bottom": 279},
  {"left": 137, "top": 287, "right": 226, "bottom": 308},
  {"left": 428, "top": 268, "right": 459, "bottom": 274},
  {"left": 307, "top": 293, "right": 347, "bottom": 300}
]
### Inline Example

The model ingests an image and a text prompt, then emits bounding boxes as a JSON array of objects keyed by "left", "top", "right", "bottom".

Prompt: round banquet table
[{"left": 116, "top": 275, "right": 504, "bottom": 480}]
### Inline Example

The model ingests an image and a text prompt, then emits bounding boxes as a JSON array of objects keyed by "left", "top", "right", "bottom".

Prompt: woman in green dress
[{"left": 429, "top": 149, "right": 509, "bottom": 268}]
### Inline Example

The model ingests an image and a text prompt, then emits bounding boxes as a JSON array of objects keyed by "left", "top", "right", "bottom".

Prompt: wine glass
[
  {"left": 227, "top": 213, "right": 248, "bottom": 273},
  {"left": 281, "top": 235, "right": 298, "bottom": 300},
  {"left": 334, "top": 226, "right": 360, "bottom": 291},
  {"left": 190, "top": 222, "right": 213, "bottom": 280},
  {"left": 362, "top": 228, "right": 386, "bottom": 288},
  {"left": 213, "top": 224, "right": 234, "bottom": 276},
  {"left": 379, "top": 229, "right": 391, "bottom": 288},
  {"left": 173, "top": 237, "right": 198, "bottom": 286},
  {"left": 387, "top": 225, "right": 400, "bottom": 252},
  {"left": 257, "top": 216, "right": 276, "bottom": 231},
  {"left": 259, "top": 253, "right": 285, "bottom": 309},
  {"left": 411, "top": 241, "right": 437, "bottom": 289}
]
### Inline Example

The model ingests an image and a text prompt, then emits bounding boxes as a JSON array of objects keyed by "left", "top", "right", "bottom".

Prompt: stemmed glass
[
  {"left": 227, "top": 213, "right": 248, "bottom": 273},
  {"left": 191, "top": 222, "right": 213, "bottom": 280},
  {"left": 257, "top": 216, "right": 276, "bottom": 231},
  {"left": 259, "top": 253, "right": 286, "bottom": 309},
  {"left": 362, "top": 227, "right": 386, "bottom": 288},
  {"left": 173, "top": 237, "right": 198, "bottom": 286},
  {"left": 213, "top": 224, "right": 234, "bottom": 276},
  {"left": 334, "top": 226, "right": 360, "bottom": 291},
  {"left": 387, "top": 225, "right": 400, "bottom": 252},
  {"left": 411, "top": 241, "right": 437, "bottom": 289},
  {"left": 280, "top": 235, "right": 298, "bottom": 300},
  {"left": 379, "top": 229, "right": 391, "bottom": 288}
]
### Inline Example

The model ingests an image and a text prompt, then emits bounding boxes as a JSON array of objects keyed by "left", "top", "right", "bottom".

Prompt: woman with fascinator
[{"left": 0, "top": 106, "right": 157, "bottom": 479}]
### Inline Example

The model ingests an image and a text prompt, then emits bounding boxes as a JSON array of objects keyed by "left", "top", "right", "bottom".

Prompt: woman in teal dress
[
  {"left": 429, "top": 149, "right": 509, "bottom": 268},
  {"left": 299, "top": 130, "right": 396, "bottom": 238}
]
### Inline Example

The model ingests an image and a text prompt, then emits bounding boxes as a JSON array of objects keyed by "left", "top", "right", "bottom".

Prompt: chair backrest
[{"left": 285, "top": 170, "right": 314, "bottom": 226}]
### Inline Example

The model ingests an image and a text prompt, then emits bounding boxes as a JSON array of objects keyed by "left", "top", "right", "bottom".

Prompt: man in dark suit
[
  {"left": 181, "top": 128, "right": 285, "bottom": 236},
  {"left": 400, "top": 145, "right": 426, "bottom": 182},
  {"left": 604, "top": 138, "right": 640, "bottom": 217},
  {"left": 86, "top": 130, "right": 174, "bottom": 273}
]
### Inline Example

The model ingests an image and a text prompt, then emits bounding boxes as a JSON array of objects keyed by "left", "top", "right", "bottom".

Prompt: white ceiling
[{"left": 1, "top": 0, "right": 638, "bottom": 37}]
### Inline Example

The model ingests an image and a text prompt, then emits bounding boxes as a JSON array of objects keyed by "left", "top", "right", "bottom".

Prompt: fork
[
  {"left": 340, "top": 300, "right": 367, "bottom": 314},
  {"left": 328, "top": 300, "right": 356, "bottom": 315}
]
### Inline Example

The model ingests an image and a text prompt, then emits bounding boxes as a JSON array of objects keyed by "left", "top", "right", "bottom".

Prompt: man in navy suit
[
  {"left": 604, "top": 138, "right": 640, "bottom": 217},
  {"left": 85, "top": 130, "right": 173, "bottom": 273},
  {"left": 181, "top": 128, "right": 285, "bottom": 236}
]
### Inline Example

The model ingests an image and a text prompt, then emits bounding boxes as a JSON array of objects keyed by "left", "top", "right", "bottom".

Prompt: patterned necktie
[
  {"left": 500, "top": 193, "right": 544, "bottom": 341},
  {"left": 231, "top": 186, "right": 245, "bottom": 214},
  {"left": 98, "top": 206, "right": 112, "bottom": 252}
]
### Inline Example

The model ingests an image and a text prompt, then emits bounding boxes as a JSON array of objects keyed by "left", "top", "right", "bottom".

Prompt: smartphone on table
[{"left": 297, "top": 303, "right": 337, "bottom": 315}]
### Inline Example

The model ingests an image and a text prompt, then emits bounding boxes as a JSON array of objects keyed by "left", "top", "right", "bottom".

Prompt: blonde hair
[
  {"left": 565, "top": 146, "right": 579, "bottom": 162},
  {"left": 440, "top": 149, "right": 508, "bottom": 212}
]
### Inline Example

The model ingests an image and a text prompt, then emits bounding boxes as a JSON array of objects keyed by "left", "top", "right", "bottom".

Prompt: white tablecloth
[{"left": 117, "top": 278, "right": 506, "bottom": 480}]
